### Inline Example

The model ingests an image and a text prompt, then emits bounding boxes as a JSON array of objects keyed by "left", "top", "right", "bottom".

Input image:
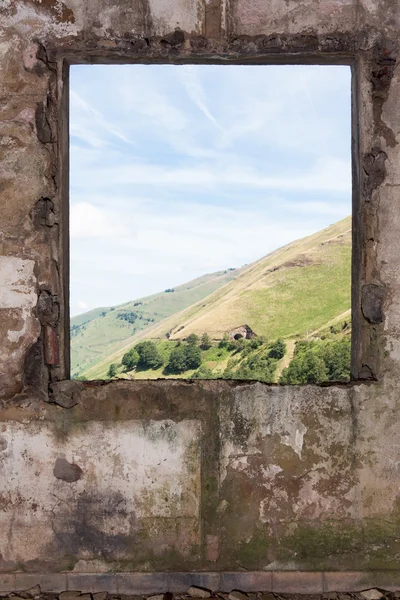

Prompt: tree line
[{"left": 106, "top": 331, "right": 350, "bottom": 384}]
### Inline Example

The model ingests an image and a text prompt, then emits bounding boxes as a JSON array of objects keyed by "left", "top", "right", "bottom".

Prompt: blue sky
[{"left": 70, "top": 64, "right": 351, "bottom": 316}]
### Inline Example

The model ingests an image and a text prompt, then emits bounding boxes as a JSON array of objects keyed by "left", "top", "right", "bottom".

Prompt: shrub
[
  {"left": 268, "top": 338, "right": 286, "bottom": 360},
  {"left": 186, "top": 333, "right": 199, "bottom": 346},
  {"left": 192, "top": 366, "right": 214, "bottom": 379},
  {"left": 218, "top": 334, "right": 230, "bottom": 349},
  {"left": 234, "top": 337, "right": 248, "bottom": 353},
  {"left": 219, "top": 334, "right": 236, "bottom": 351},
  {"left": 200, "top": 333, "right": 212, "bottom": 350},
  {"left": 323, "top": 338, "right": 351, "bottom": 381},
  {"left": 107, "top": 363, "right": 118, "bottom": 378}
]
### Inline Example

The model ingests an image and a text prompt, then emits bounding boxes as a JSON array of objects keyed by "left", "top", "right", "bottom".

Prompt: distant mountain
[
  {"left": 148, "top": 216, "right": 351, "bottom": 341},
  {"left": 74, "top": 216, "right": 351, "bottom": 380},
  {"left": 70, "top": 266, "right": 244, "bottom": 378}
]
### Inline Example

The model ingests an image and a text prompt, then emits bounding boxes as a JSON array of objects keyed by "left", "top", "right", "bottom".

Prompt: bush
[
  {"left": 268, "top": 338, "right": 286, "bottom": 360},
  {"left": 186, "top": 333, "right": 199, "bottom": 346},
  {"left": 249, "top": 337, "right": 265, "bottom": 349},
  {"left": 222, "top": 351, "right": 277, "bottom": 383},
  {"left": 219, "top": 334, "right": 236, "bottom": 351},
  {"left": 323, "top": 338, "right": 351, "bottom": 381},
  {"left": 192, "top": 365, "right": 214, "bottom": 379},
  {"left": 107, "top": 363, "right": 118, "bottom": 378},
  {"left": 234, "top": 337, "right": 248, "bottom": 353},
  {"left": 134, "top": 341, "right": 163, "bottom": 369},
  {"left": 200, "top": 333, "right": 212, "bottom": 350},
  {"left": 218, "top": 334, "right": 230, "bottom": 349}
]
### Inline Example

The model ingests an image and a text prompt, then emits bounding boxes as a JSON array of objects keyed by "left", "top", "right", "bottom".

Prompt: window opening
[{"left": 69, "top": 64, "right": 352, "bottom": 384}]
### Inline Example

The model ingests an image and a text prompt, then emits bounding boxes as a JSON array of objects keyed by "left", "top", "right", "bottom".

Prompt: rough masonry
[{"left": 1, "top": 0, "right": 400, "bottom": 592}]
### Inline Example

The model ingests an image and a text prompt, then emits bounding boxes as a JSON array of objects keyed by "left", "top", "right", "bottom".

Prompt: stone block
[
  {"left": 116, "top": 573, "right": 168, "bottom": 594},
  {"left": 220, "top": 573, "right": 272, "bottom": 593},
  {"left": 67, "top": 575, "right": 117, "bottom": 594},
  {"left": 167, "top": 574, "right": 221, "bottom": 593},
  {"left": 0, "top": 573, "right": 16, "bottom": 592},
  {"left": 273, "top": 571, "right": 324, "bottom": 594},
  {"left": 15, "top": 573, "right": 67, "bottom": 593}
]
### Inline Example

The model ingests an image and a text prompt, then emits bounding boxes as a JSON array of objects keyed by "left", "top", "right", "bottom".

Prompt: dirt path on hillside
[{"left": 274, "top": 339, "right": 296, "bottom": 381}]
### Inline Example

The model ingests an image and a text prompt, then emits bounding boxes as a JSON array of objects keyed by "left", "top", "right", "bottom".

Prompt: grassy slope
[
  {"left": 82, "top": 216, "right": 351, "bottom": 380},
  {"left": 70, "top": 267, "right": 243, "bottom": 377},
  {"left": 148, "top": 216, "right": 351, "bottom": 341}
]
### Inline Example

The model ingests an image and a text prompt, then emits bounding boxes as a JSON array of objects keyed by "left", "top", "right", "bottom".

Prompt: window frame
[{"left": 59, "top": 55, "right": 362, "bottom": 384}]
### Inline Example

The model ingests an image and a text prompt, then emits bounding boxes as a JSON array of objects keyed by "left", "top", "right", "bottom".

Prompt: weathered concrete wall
[{"left": 0, "top": 0, "right": 400, "bottom": 582}]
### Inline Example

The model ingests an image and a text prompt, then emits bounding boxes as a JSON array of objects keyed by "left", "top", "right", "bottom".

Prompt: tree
[
  {"left": 184, "top": 343, "right": 202, "bottom": 369},
  {"left": 323, "top": 338, "right": 351, "bottom": 381},
  {"left": 134, "top": 341, "right": 163, "bottom": 369},
  {"left": 122, "top": 348, "right": 140, "bottom": 371},
  {"left": 268, "top": 338, "right": 286, "bottom": 360},
  {"left": 107, "top": 363, "right": 118, "bottom": 378},
  {"left": 200, "top": 333, "right": 212, "bottom": 350},
  {"left": 167, "top": 345, "right": 187, "bottom": 373},
  {"left": 218, "top": 333, "right": 236, "bottom": 351},
  {"left": 301, "top": 351, "right": 328, "bottom": 383},
  {"left": 186, "top": 333, "right": 199, "bottom": 346},
  {"left": 234, "top": 337, "right": 247, "bottom": 352},
  {"left": 167, "top": 342, "right": 202, "bottom": 374},
  {"left": 219, "top": 333, "right": 230, "bottom": 349}
]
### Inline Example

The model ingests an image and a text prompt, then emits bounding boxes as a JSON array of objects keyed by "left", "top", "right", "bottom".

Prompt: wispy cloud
[
  {"left": 179, "top": 66, "right": 223, "bottom": 129},
  {"left": 70, "top": 90, "right": 133, "bottom": 147},
  {"left": 71, "top": 146, "right": 351, "bottom": 194}
]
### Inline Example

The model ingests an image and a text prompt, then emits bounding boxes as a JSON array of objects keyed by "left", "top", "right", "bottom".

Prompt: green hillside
[
  {"left": 76, "top": 216, "right": 352, "bottom": 381},
  {"left": 70, "top": 267, "right": 244, "bottom": 378},
  {"left": 148, "top": 216, "right": 351, "bottom": 341}
]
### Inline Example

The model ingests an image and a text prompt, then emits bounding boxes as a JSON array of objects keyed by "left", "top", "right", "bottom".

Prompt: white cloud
[
  {"left": 70, "top": 202, "right": 134, "bottom": 239},
  {"left": 70, "top": 90, "right": 133, "bottom": 147},
  {"left": 71, "top": 150, "right": 351, "bottom": 195}
]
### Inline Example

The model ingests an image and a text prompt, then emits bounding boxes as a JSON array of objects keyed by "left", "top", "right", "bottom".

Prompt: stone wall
[{"left": 1, "top": 0, "right": 400, "bottom": 588}]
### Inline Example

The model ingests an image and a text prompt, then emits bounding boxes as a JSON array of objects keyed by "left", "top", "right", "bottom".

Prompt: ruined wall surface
[{"left": 1, "top": 0, "right": 400, "bottom": 585}]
